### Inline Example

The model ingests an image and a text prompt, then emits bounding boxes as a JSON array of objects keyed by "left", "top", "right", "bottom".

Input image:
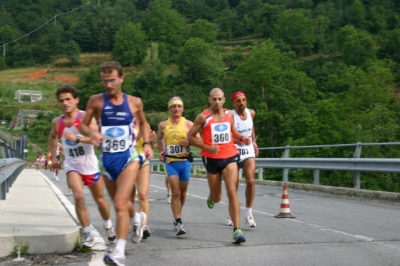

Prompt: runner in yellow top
[{"left": 157, "top": 96, "right": 200, "bottom": 236}]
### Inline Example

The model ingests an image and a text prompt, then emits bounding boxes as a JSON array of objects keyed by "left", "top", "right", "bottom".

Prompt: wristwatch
[{"left": 76, "top": 134, "right": 82, "bottom": 143}]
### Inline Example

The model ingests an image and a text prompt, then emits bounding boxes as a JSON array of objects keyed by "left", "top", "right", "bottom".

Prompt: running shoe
[
  {"left": 245, "top": 213, "right": 256, "bottom": 227},
  {"left": 103, "top": 249, "right": 125, "bottom": 266},
  {"left": 105, "top": 225, "right": 116, "bottom": 244},
  {"left": 175, "top": 222, "right": 186, "bottom": 236},
  {"left": 165, "top": 194, "right": 171, "bottom": 203},
  {"left": 226, "top": 216, "right": 233, "bottom": 226},
  {"left": 81, "top": 231, "right": 94, "bottom": 248},
  {"left": 206, "top": 197, "right": 215, "bottom": 209},
  {"left": 233, "top": 228, "right": 246, "bottom": 244},
  {"left": 142, "top": 226, "right": 151, "bottom": 240},
  {"left": 131, "top": 212, "right": 146, "bottom": 243}
]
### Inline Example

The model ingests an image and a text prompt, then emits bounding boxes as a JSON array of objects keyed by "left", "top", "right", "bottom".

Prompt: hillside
[{"left": 0, "top": 53, "right": 113, "bottom": 120}]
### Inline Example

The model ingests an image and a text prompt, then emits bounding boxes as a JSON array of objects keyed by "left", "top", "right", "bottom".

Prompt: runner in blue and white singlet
[
  {"left": 79, "top": 61, "right": 153, "bottom": 265},
  {"left": 100, "top": 92, "right": 139, "bottom": 181}
]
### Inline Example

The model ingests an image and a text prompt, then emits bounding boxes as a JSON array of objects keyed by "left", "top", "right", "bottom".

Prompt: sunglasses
[{"left": 234, "top": 98, "right": 247, "bottom": 103}]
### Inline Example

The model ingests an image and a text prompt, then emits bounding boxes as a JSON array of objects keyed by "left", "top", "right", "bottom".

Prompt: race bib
[
  {"left": 101, "top": 125, "right": 131, "bottom": 153},
  {"left": 64, "top": 139, "right": 90, "bottom": 159},
  {"left": 238, "top": 147, "right": 249, "bottom": 156},
  {"left": 167, "top": 145, "right": 185, "bottom": 155},
  {"left": 211, "top": 122, "right": 231, "bottom": 144}
]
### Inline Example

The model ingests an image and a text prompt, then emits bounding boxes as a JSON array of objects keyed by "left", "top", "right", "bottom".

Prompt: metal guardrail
[
  {"left": 258, "top": 142, "right": 400, "bottom": 189},
  {"left": 150, "top": 142, "right": 400, "bottom": 189},
  {"left": 0, "top": 158, "right": 25, "bottom": 200}
]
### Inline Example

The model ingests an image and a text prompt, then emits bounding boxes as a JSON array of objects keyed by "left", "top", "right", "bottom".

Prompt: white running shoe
[
  {"left": 245, "top": 213, "right": 256, "bottom": 227},
  {"left": 81, "top": 231, "right": 94, "bottom": 248},
  {"left": 226, "top": 216, "right": 233, "bottom": 226},
  {"left": 105, "top": 226, "right": 116, "bottom": 244},
  {"left": 176, "top": 223, "right": 186, "bottom": 236},
  {"left": 103, "top": 249, "right": 125, "bottom": 266},
  {"left": 165, "top": 194, "right": 171, "bottom": 203},
  {"left": 131, "top": 212, "right": 146, "bottom": 243},
  {"left": 174, "top": 221, "right": 186, "bottom": 236},
  {"left": 65, "top": 189, "right": 72, "bottom": 196}
]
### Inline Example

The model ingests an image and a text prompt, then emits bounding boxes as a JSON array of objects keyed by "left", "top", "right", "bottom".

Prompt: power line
[{"left": 1, "top": 1, "right": 91, "bottom": 56}]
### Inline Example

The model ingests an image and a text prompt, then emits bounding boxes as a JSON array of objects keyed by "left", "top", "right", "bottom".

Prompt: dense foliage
[{"left": 1, "top": 0, "right": 400, "bottom": 192}]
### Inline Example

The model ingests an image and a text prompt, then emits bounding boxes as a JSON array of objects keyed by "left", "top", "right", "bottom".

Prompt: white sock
[
  {"left": 114, "top": 239, "right": 126, "bottom": 256},
  {"left": 133, "top": 212, "right": 141, "bottom": 225},
  {"left": 246, "top": 208, "right": 252, "bottom": 216},
  {"left": 82, "top": 226, "right": 91, "bottom": 234},
  {"left": 104, "top": 219, "right": 112, "bottom": 229}
]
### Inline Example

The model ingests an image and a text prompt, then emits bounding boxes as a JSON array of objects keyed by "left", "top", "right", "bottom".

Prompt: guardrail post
[
  {"left": 239, "top": 168, "right": 243, "bottom": 179},
  {"left": 0, "top": 140, "right": 6, "bottom": 159},
  {"left": 257, "top": 167, "right": 263, "bottom": 180},
  {"left": 353, "top": 142, "right": 362, "bottom": 189},
  {"left": 282, "top": 146, "right": 290, "bottom": 183},
  {"left": 193, "top": 165, "right": 197, "bottom": 175},
  {"left": 0, "top": 180, "right": 5, "bottom": 200},
  {"left": 313, "top": 170, "right": 320, "bottom": 185}
]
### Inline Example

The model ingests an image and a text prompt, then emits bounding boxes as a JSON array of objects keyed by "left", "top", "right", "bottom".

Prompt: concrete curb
[{"left": 0, "top": 169, "right": 80, "bottom": 257}]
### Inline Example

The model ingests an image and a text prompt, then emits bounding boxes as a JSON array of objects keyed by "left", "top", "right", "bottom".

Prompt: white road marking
[{"left": 152, "top": 176, "right": 394, "bottom": 248}]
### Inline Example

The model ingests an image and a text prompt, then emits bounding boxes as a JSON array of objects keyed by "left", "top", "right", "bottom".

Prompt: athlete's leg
[
  {"left": 88, "top": 175, "right": 112, "bottom": 221},
  {"left": 169, "top": 174, "right": 182, "bottom": 219},
  {"left": 242, "top": 158, "right": 256, "bottom": 209},
  {"left": 207, "top": 171, "right": 222, "bottom": 203},
  {"left": 114, "top": 161, "right": 140, "bottom": 240},
  {"left": 67, "top": 171, "right": 90, "bottom": 227},
  {"left": 136, "top": 165, "right": 150, "bottom": 225},
  {"left": 222, "top": 162, "right": 240, "bottom": 228}
]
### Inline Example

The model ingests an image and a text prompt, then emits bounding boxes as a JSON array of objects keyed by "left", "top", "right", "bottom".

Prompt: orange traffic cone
[{"left": 275, "top": 183, "right": 295, "bottom": 218}]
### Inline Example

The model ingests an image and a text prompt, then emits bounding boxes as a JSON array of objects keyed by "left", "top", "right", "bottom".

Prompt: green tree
[
  {"left": 272, "top": 9, "right": 316, "bottom": 56},
  {"left": 345, "top": 0, "right": 366, "bottom": 29},
  {"left": 234, "top": 39, "right": 316, "bottom": 148},
  {"left": 112, "top": 22, "right": 148, "bottom": 66},
  {"left": 0, "top": 55, "right": 6, "bottom": 70},
  {"left": 27, "top": 112, "right": 56, "bottom": 149},
  {"left": 134, "top": 42, "right": 167, "bottom": 107},
  {"left": 64, "top": 40, "right": 81, "bottom": 66},
  {"left": 71, "top": 3, "right": 136, "bottom": 53},
  {"left": 76, "top": 65, "right": 103, "bottom": 110},
  {"left": 176, "top": 37, "right": 224, "bottom": 86},
  {"left": 0, "top": 25, "right": 19, "bottom": 44},
  {"left": 336, "top": 25, "right": 376, "bottom": 67},
  {"left": 147, "top": 0, "right": 186, "bottom": 60},
  {"left": 379, "top": 29, "right": 400, "bottom": 63},
  {"left": 188, "top": 19, "right": 218, "bottom": 43},
  {"left": 288, "top": 97, "right": 353, "bottom": 147}
]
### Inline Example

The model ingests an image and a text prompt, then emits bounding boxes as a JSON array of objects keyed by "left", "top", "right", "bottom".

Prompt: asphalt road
[{"left": 33, "top": 170, "right": 400, "bottom": 266}]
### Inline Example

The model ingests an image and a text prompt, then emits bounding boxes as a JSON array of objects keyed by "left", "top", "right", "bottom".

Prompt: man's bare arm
[
  {"left": 133, "top": 97, "right": 153, "bottom": 159},
  {"left": 48, "top": 117, "right": 60, "bottom": 165},
  {"left": 79, "top": 96, "right": 97, "bottom": 137},
  {"left": 188, "top": 113, "right": 219, "bottom": 155},
  {"left": 157, "top": 122, "right": 166, "bottom": 153}
]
